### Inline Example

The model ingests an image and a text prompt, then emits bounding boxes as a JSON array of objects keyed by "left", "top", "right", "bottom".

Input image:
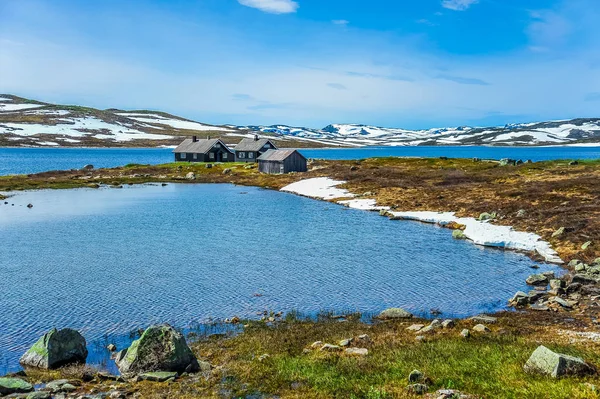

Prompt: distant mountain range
[{"left": 1, "top": 94, "right": 599, "bottom": 148}]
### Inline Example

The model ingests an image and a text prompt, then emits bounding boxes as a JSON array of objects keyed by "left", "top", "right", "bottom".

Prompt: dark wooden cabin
[
  {"left": 173, "top": 136, "right": 234, "bottom": 162},
  {"left": 235, "top": 136, "right": 278, "bottom": 162},
  {"left": 257, "top": 149, "right": 308, "bottom": 174}
]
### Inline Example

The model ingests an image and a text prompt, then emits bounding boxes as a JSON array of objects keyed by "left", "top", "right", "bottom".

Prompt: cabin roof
[
  {"left": 235, "top": 138, "right": 276, "bottom": 152},
  {"left": 257, "top": 149, "right": 306, "bottom": 162},
  {"left": 173, "top": 138, "right": 233, "bottom": 154}
]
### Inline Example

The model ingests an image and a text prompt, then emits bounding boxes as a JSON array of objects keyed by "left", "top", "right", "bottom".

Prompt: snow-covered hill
[{"left": 1, "top": 94, "right": 599, "bottom": 147}]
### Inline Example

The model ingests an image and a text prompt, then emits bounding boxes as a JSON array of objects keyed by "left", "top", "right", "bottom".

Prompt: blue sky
[{"left": 0, "top": 0, "right": 598, "bottom": 129}]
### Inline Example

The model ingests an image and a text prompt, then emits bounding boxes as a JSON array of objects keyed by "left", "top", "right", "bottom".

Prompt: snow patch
[
  {"left": 0, "top": 117, "right": 172, "bottom": 141},
  {"left": 117, "top": 113, "right": 233, "bottom": 132},
  {"left": 338, "top": 198, "right": 388, "bottom": 211},
  {"left": 0, "top": 103, "right": 44, "bottom": 112},
  {"left": 281, "top": 177, "right": 355, "bottom": 200}
]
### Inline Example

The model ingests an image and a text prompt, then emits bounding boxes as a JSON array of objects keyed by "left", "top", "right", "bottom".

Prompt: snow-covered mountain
[
  {"left": 246, "top": 120, "right": 600, "bottom": 147},
  {"left": 1, "top": 94, "right": 600, "bottom": 147}
]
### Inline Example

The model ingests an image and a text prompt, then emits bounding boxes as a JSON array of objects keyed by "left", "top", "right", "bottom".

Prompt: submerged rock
[
  {"left": 0, "top": 377, "right": 34, "bottom": 395},
  {"left": 452, "top": 230, "right": 467, "bottom": 240},
  {"left": 20, "top": 328, "right": 87, "bottom": 369},
  {"left": 377, "top": 308, "right": 413, "bottom": 320},
  {"left": 115, "top": 324, "right": 199, "bottom": 376},
  {"left": 524, "top": 345, "right": 594, "bottom": 378}
]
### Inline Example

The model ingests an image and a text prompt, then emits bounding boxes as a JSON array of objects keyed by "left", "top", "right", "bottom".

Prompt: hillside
[{"left": 1, "top": 94, "right": 600, "bottom": 148}]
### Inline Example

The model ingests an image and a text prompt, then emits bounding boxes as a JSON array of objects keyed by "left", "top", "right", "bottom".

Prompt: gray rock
[
  {"left": 222, "top": 168, "right": 232, "bottom": 175},
  {"left": 320, "top": 344, "right": 342, "bottom": 352},
  {"left": 0, "top": 378, "right": 34, "bottom": 395},
  {"left": 568, "top": 259, "right": 582, "bottom": 267},
  {"left": 441, "top": 319, "right": 455, "bottom": 329},
  {"left": 516, "top": 209, "right": 527, "bottom": 218},
  {"left": 567, "top": 283, "right": 582, "bottom": 294},
  {"left": 524, "top": 345, "right": 594, "bottom": 378},
  {"left": 407, "top": 324, "right": 425, "bottom": 332},
  {"left": 378, "top": 308, "right": 413, "bottom": 319},
  {"left": 45, "top": 379, "right": 71, "bottom": 393},
  {"left": 572, "top": 274, "right": 597, "bottom": 285},
  {"left": 20, "top": 328, "right": 87, "bottom": 369},
  {"left": 408, "top": 369, "right": 424, "bottom": 383},
  {"left": 528, "top": 290, "right": 547, "bottom": 303},
  {"left": 529, "top": 304, "right": 550, "bottom": 311},
  {"left": 469, "top": 315, "right": 497, "bottom": 324},
  {"left": 582, "top": 241, "right": 592, "bottom": 250},
  {"left": 526, "top": 274, "right": 549, "bottom": 286},
  {"left": 550, "top": 297, "right": 577, "bottom": 308},
  {"left": 115, "top": 324, "right": 199, "bottom": 376},
  {"left": 338, "top": 338, "right": 353, "bottom": 347},
  {"left": 420, "top": 319, "right": 443, "bottom": 334},
  {"left": 344, "top": 348, "right": 368, "bottom": 356},
  {"left": 550, "top": 279, "right": 566, "bottom": 289},
  {"left": 205, "top": 163, "right": 212, "bottom": 169},
  {"left": 460, "top": 329, "right": 470, "bottom": 338},
  {"left": 82, "top": 164, "right": 94, "bottom": 170},
  {"left": 574, "top": 263, "right": 588, "bottom": 272},
  {"left": 185, "top": 172, "right": 196, "bottom": 180},
  {"left": 107, "top": 344, "right": 117, "bottom": 352},
  {"left": 406, "top": 383, "right": 429, "bottom": 395},
  {"left": 472, "top": 324, "right": 490, "bottom": 333},
  {"left": 509, "top": 291, "right": 529, "bottom": 307}
]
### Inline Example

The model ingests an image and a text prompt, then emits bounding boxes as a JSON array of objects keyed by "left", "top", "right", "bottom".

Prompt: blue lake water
[
  {"left": 1, "top": 145, "right": 599, "bottom": 175},
  {"left": 0, "top": 183, "right": 558, "bottom": 373}
]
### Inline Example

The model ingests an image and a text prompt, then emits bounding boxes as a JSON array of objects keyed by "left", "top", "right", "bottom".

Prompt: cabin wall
[
  {"left": 175, "top": 148, "right": 234, "bottom": 163},
  {"left": 258, "top": 153, "right": 307, "bottom": 174}
]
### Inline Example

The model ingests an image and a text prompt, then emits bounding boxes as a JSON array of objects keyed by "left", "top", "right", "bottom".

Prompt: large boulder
[
  {"left": 116, "top": 324, "right": 199, "bottom": 376},
  {"left": 20, "top": 328, "right": 87, "bottom": 369},
  {"left": 377, "top": 308, "right": 413, "bottom": 320},
  {"left": 524, "top": 345, "right": 595, "bottom": 378},
  {"left": 0, "top": 377, "right": 34, "bottom": 395}
]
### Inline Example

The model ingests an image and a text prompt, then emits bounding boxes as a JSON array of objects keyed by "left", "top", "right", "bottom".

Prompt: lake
[
  {"left": 1, "top": 145, "right": 599, "bottom": 175},
  {"left": 0, "top": 183, "right": 558, "bottom": 373}
]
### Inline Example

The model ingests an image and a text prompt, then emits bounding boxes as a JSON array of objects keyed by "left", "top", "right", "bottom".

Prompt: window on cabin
[
  {"left": 263, "top": 144, "right": 270, "bottom": 149},
  {"left": 239, "top": 152, "right": 245, "bottom": 158},
  {"left": 215, "top": 143, "right": 221, "bottom": 148},
  {"left": 248, "top": 152, "right": 254, "bottom": 159},
  {"left": 180, "top": 153, "right": 186, "bottom": 159},
  {"left": 193, "top": 153, "right": 198, "bottom": 160},
  {"left": 223, "top": 153, "right": 228, "bottom": 160},
  {"left": 209, "top": 153, "right": 215, "bottom": 159}
]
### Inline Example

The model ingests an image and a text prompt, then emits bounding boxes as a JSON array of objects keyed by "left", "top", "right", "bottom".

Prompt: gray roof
[
  {"left": 173, "top": 138, "right": 233, "bottom": 154},
  {"left": 234, "top": 138, "right": 277, "bottom": 152},
  {"left": 257, "top": 149, "right": 306, "bottom": 162}
]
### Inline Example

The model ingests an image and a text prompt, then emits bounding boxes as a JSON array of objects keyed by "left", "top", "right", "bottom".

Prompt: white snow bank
[
  {"left": 390, "top": 211, "right": 563, "bottom": 264},
  {"left": 0, "top": 97, "right": 12, "bottom": 102},
  {"left": 338, "top": 198, "right": 389, "bottom": 211},
  {"left": 0, "top": 103, "right": 44, "bottom": 112},
  {"left": 281, "top": 177, "right": 355, "bottom": 200}
]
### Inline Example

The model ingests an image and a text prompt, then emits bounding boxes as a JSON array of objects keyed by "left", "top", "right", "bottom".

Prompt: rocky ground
[{"left": 2, "top": 157, "right": 600, "bottom": 398}]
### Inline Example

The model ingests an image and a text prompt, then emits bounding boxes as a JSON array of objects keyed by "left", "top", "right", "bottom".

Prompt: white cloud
[
  {"left": 441, "top": 0, "right": 479, "bottom": 11},
  {"left": 332, "top": 19, "right": 349, "bottom": 26},
  {"left": 237, "top": 0, "right": 298, "bottom": 14}
]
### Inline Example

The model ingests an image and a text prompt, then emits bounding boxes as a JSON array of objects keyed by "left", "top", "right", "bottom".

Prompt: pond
[
  {"left": 1, "top": 145, "right": 599, "bottom": 175},
  {"left": 0, "top": 184, "right": 558, "bottom": 373}
]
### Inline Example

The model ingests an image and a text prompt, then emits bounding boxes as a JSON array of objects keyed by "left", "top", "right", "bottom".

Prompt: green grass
[{"left": 186, "top": 317, "right": 600, "bottom": 399}]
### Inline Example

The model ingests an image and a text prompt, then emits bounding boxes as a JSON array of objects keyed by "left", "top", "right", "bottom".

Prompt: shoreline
[{"left": 2, "top": 158, "right": 600, "bottom": 398}]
